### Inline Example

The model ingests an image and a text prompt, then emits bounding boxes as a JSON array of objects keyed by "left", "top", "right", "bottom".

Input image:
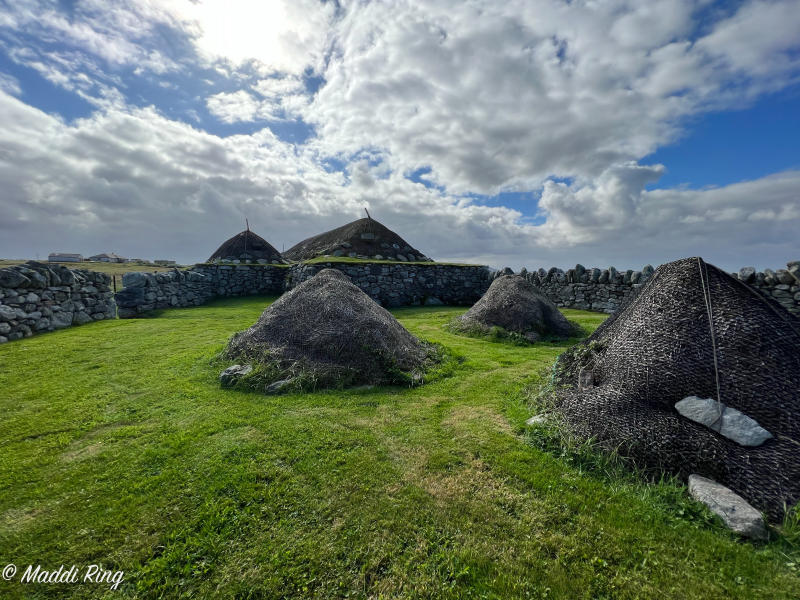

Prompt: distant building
[
  {"left": 88, "top": 253, "right": 126, "bottom": 263},
  {"left": 48, "top": 252, "right": 83, "bottom": 263},
  {"left": 127, "top": 258, "right": 151, "bottom": 264},
  {"left": 154, "top": 259, "right": 177, "bottom": 266}
]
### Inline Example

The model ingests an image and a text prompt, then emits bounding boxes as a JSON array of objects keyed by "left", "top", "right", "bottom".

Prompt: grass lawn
[{"left": 0, "top": 297, "right": 797, "bottom": 599}]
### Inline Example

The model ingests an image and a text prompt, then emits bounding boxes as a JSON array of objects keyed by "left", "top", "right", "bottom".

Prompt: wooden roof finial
[{"left": 364, "top": 207, "right": 371, "bottom": 220}]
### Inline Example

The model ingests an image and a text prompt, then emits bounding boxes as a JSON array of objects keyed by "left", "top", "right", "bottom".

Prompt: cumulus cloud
[
  {"left": 304, "top": 0, "right": 800, "bottom": 193},
  {"left": 0, "top": 0, "right": 799, "bottom": 273},
  {"left": 1, "top": 89, "right": 797, "bottom": 272}
]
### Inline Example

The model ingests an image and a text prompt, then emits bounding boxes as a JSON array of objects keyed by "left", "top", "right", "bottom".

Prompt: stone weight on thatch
[
  {"left": 553, "top": 257, "right": 800, "bottom": 521},
  {"left": 451, "top": 275, "right": 577, "bottom": 342},
  {"left": 224, "top": 269, "right": 437, "bottom": 390}
]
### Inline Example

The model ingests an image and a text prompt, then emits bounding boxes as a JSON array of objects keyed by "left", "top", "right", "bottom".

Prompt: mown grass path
[{"left": 0, "top": 297, "right": 797, "bottom": 599}]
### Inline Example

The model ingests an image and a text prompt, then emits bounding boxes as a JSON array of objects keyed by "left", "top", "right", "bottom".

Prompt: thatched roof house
[
  {"left": 283, "top": 217, "right": 431, "bottom": 262},
  {"left": 208, "top": 229, "right": 284, "bottom": 264},
  {"left": 553, "top": 257, "right": 800, "bottom": 521}
]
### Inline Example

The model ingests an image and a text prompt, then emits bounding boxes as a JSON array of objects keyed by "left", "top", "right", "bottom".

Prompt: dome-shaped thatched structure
[
  {"left": 553, "top": 257, "right": 800, "bottom": 521},
  {"left": 451, "top": 275, "right": 577, "bottom": 342},
  {"left": 224, "top": 269, "right": 438, "bottom": 389},
  {"left": 208, "top": 229, "right": 284, "bottom": 263},
  {"left": 283, "top": 217, "right": 431, "bottom": 262}
]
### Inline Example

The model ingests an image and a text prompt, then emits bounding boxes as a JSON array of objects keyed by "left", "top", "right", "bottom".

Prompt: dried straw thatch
[
  {"left": 553, "top": 257, "right": 800, "bottom": 520},
  {"left": 451, "top": 275, "right": 578, "bottom": 342},
  {"left": 282, "top": 217, "right": 431, "bottom": 262},
  {"left": 225, "top": 269, "right": 437, "bottom": 389},
  {"left": 208, "top": 230, "right": 284, "bottom": 263}
]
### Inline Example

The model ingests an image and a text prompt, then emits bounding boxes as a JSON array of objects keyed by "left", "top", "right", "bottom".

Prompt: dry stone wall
[
  {"left": 503, "top": 260, "right": 800, "bottom": 316},
  {"left": 286, "top": 262, "right": 490, "bottom": 307},
  {"left": 0, "top": 261, "right": 115, "bottom": 343},
  {"left": 114, "top": 264, "right": 287, "bottom": 318},
  {"left": 115, "top": 262, "right": 490, "bottom": 317}
]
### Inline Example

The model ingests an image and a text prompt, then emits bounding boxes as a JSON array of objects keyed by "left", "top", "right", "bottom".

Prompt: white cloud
[
  {"left": 303, "top": 0, "right": 800, "bottom": 194},
  {"left": 1, "top": 1, "right": 799, "bottom": 273},
  {"left": 206, "top": 90, "right": 268, "bottom": 123},
  {"left": 165, "top": 0, "right": 336, "bottom": 76},
  {"left": 0, "top": 73, "right": 21, "bottom": 96},
  {"left": 0, "top": 90, "right": 798, "bottom": 272}
]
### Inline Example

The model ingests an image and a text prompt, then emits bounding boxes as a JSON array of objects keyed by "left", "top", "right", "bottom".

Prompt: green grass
[{"left": 0, "top": 298, "right": 797, "bottom": 599}]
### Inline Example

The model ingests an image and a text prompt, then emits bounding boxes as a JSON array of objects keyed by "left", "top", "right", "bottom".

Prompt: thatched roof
[
  {"left": 224, "top": 269, "right": 437, "bottom": 389},
  {"left": 282, "top": 217, "right": 431, "bottom": 262},
  {"left": 452, "top": 275, "right": 577, "bottom": 341},
  {"left": 208, "top": 230, "right": 284, "bottom": 263},
  {"left": 553, "top": 257, "right": 800, "bottom": 521}
]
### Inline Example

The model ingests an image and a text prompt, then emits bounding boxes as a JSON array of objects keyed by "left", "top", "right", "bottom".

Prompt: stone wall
[
  {"left": 0, "top": 261, "right": 115, "bottom": 343},
  {"left": 286, "top": 262, "right": 491, "bottom": 307},
  {"left": 502, "top": 260, "right": 800, "bottom": 316},
  {"left": 115, "top": 261, "right": 491, "bottom": 317},
  {"left": 115, "top": 264, "right": 287, "bottom": 318}
]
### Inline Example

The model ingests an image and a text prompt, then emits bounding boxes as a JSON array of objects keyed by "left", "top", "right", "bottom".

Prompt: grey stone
[
  {"left": 525, "top": 414, "right": 550, "bottom": 426},
  {"left": 675, "top": 396, "right": 772, "bottom": 447},
  {"left": 0, "top": 269, "right": 30, "bottom": 288},
  {"left": 424, "top": 296, "right": 444, "bottom": 306},
  {"left": 738, "top": 267, "right": 756, "bottom": 283},
  {"left": 73, "top": 311, "right": 93, "bottom": 325},
  {"left": 0, "top": 335, "right": 6, "bottom": 344},
  {"left": 265, "top": 378, "right": 292, "bottom": 394},
  {"left": 776, "top": 269, "right": 794, "bottom": 285},
  {"left": 122, "top": 272, "right": 148, "bottom": 288},
  {"left": 688, "top": 475, "right": 767, "bottom": 540},
  {"left": 51, "top": 311, "right": 73, "bottom": 329},
  {"left": 219, "top": 364, "right": 252, "bottom": 387},
  {"left": 0, "top": 304, "right": 16, "bottom": 321},
  {"left": 397, "top": 254, "right": 408, "bottom": 262},
  {"left": 0, "top": 322, "right": 10, "bottom": 334}
]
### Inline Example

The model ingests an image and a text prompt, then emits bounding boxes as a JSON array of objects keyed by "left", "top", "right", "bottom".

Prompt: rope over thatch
[
  {"left": 452, "top": 275, "right": 578, "bottom": 341},
  {"left": 208, "top": 229, "right": 284, "bottom": 263},
  {"left": 552, "top": 257, "right": 800, "bottom": 521},
  {"left": 224, "top": 268, "right": 438, "bottom": 388},
  {"left": 282, "top": 217, "right": 432, "bottom": 262}
]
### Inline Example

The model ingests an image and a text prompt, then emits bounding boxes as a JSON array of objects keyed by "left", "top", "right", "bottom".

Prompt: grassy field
[
  {"left": 0, "top": 260, "right": 181, "bottom": 277},
  {"left": 0, "top": 298, "right": 797, "bottom": 599}
]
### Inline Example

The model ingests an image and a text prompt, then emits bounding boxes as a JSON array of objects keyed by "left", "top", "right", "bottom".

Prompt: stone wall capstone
[
  {"left": 0, "top": 261, "right": 116, "bottom": 343},
  {"left": 503, "top": 260, "right": 800, "bottom": 316}
]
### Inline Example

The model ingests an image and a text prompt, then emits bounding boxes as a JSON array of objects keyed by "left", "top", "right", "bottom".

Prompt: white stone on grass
[
  {"left": 675, "top": 396, "right": 773, "bottom": 447},
  {"left": 688, "top": 475, "right": 768, "bottom": 540}
]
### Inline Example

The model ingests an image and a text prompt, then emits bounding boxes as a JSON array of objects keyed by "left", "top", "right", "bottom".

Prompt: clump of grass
[
  {"left": 446, "top": 318, "right": 584, "bottom": 346},
  {"left": 214, "top": 342, "right": 455, "bottom": 394}
]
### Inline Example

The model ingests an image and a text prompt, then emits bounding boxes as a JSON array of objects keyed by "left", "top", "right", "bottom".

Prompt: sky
[{"left": 0, "top": 0, "right": 799, "bottom": 272}]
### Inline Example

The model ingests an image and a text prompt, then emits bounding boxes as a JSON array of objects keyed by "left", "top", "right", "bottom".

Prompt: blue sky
[{"left": 0, "top": 0, "right": 798, "bottom": 270}]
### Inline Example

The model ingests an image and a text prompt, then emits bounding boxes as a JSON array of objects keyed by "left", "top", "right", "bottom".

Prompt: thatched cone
[
  {"left": 208, "top": 229, "right": 284, "bottom": 263},
  {"left": 452, "top": 275, "right": 577, "bottom": 342},
  {"left": 283, "top": 217, "right": 431, "bottom": 262},
  {"left": 553, "top": 257, "right": 800, "bottom": 521},
  {"left": 225, "top": 269, "right": 436, "bottom": 389}
]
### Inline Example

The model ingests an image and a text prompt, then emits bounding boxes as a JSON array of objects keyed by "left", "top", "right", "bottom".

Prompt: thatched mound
[
  {"left": 452, "top": 275, "right": 577, "bottom": 342},
  {"left": 553, "top": 257, "right": 800, "bottom": 521},
  {"left": 208, "top": 230, "right": 284, "bottom": 263},
  {"left": 224, "top": 269, "right": 437, "bottom": 389},
  {"left": 283, "top": 217, "right": 431, "bottom": 262}
]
